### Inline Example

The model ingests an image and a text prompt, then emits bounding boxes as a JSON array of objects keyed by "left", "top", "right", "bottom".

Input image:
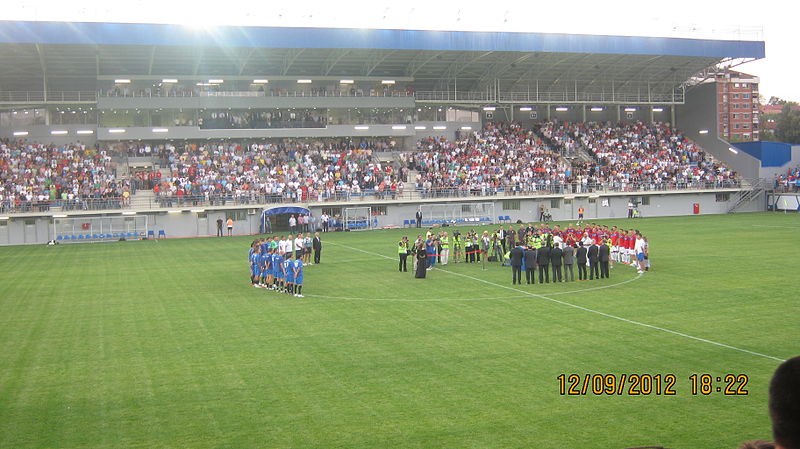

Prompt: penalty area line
[{"left": 327, "top": 241, "right": 786, "bottom": 363}]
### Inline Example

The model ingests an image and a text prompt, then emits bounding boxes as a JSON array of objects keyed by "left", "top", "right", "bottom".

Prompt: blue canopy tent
[{"left": 259, "top": 206, "right": 311, "bottom": 234}]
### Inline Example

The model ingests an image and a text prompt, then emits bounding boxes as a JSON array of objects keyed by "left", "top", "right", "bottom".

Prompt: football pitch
[{"left": 0, "top": 212, "right": 797, "bottom": 449}]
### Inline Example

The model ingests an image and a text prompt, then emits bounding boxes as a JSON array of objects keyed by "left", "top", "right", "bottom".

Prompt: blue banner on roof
[{"left": 0, "top": 21, "right": 766, "bottom": 59}]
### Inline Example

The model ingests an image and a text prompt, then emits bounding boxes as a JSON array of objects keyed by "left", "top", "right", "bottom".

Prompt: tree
[{"left": 775, "top": 105, "right": 800, "bottom": 144}]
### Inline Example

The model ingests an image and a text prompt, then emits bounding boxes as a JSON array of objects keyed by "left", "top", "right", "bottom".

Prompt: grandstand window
[
  {"left": 322, "top": 207, "right": 342, "bottom": 217},
  {"left": 196, "top": 212, "right": 207, "bottom": 219},
  {"left": 563, "top": 199, "right": 572, "bottom": 205},
  {"left": 550, "top": 199, "right": 560, "bottom": 209},
  {"left": 716, "top": 193, "right": 731, "bottom": 202},
  {"left": 24, "top": 218, "right": 36, "bottom": 226},
  {"left": 588, "top": 198, "right": 597, "bottom": 204},
  {"left": 502, "top": 200, "right": 521, "bottom": 211},
  {"left": 640, "top": 196, "right": 650, "bottom": 206},
  {"left": 371, "top": 206, "right": 388, "bottom": 216},
  {"left": 228, "top": 210, "right": 247, "bottom": 221},
  {"left": 461, "top": 205, "right": 472, "bottom": 213}
]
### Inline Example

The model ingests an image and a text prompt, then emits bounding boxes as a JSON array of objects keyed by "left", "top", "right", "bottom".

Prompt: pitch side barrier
[{"left": 0, "top": 180, "right": 754, "bottom": 217}]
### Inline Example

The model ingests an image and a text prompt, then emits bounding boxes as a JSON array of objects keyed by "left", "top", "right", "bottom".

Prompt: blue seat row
[{"left": 56, "top": 232, "right": 143, "bottom": 242}]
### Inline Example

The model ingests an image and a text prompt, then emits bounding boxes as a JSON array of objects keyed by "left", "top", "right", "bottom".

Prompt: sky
[{"left": 4, "top": 0, "right": 795, "bottom": 101}]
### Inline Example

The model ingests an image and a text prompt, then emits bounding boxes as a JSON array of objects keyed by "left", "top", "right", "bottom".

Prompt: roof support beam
[
  {"left": 147, "top": 46, "right": 157, "bottom": 75},
  {"left": 281, "top": 48, "right": 305, "bottom": 76},
  {"left": 365, "top": 50, "right": 398, "bottom": 76},
  {"left": 470, "top": 53, "right": 533, "bottom": 91},
  {"left": 322, "top": 49, "right": 351, "bottom": 76},
  {"left": 34, "top": 44, "right": 47, "bottom": 100},
  {"left": 238, "top": 48, "right": 257, "bottom": 76}
]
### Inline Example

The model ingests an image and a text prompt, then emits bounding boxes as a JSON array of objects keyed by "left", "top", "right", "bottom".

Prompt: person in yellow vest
[
  {"left": 452, "top": 232, "right": 463, "bottom": 263},
  {"left": 398, "top": 236, "right": 410, "bottom": 272},
  {"left": 439, "top": 232, "right": 450, "bottom": 266}
]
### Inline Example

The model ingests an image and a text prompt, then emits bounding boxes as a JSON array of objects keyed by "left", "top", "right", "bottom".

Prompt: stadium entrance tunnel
[{"left": 260, "top": 206, "right": 311, "bottom": 233}]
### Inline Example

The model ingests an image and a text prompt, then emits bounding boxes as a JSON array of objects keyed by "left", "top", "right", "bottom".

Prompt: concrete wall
[
  {"left": 96, "top": 124, "right": 418, "bottom": 140},
  {"left": 0, "top": 190, "right": 764, "bottom": 246},
  {"left": 678, "top": 83, "right": 761, "bottom": 179},
  {"left": 0, "top": 124, "right": 98, "bottom": 147},
  {"left": 97, "top": 96, "right": 415, "bottom": 110}
]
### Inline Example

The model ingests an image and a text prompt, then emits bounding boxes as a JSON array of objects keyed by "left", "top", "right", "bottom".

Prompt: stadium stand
[
  {"left": 0, "top": 140, "right": 127, "bottom": 213},
  {"left": 402, "top": 121, "right": 740, "bottom": 197},
  {"left": 773, "top": 166, "right": 800, "bottom": 192},
  {"left": 153, "top": 138, "right": 403, "bottom": 206}
]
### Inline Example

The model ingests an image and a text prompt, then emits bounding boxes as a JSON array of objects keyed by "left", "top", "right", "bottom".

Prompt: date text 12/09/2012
[{"left": 557, "top": 374, "right": 749, "bottom": 396}]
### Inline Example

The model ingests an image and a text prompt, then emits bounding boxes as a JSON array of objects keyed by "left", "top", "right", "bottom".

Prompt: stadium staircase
[
  {"left": 130, "top": 189, "right": 157, "bottom": 209},
  {"left": 532, "top": 125, "right": 594, "bottom": 163},
  {"left": 727, "top": 178, "right": 767, "bottom": 213},
  {"left": 405, "top": 170, "right": 420, "bottom": 199}
]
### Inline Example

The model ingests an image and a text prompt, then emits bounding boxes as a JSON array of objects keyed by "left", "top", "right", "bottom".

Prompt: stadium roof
[{"left": 0, "top": 21, "right": 765, "bottom": 96}]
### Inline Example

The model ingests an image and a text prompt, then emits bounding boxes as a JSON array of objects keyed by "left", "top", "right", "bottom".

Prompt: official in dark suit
[
  {"left": 587, "top": 243, "right": 600, "bottom": 280},
  {"left": 498, "top": 228, "right": 506, "bottom": 254},
  {"left": 523, "top": 247, "right": 537, "bottom": 284},
  {"left": 509, "top": 245, "right": 524, "bottom": 285},
  {"left": 550, "top": 245, "right": 563, "bottom": 283},
  {"left": 562, "top": 244, "right": 575, "bottom": 282},
  {"left": 415, "top": 209, "right": 422, "bottom": 228},
  {"left": 506, "top": 228, "right": 516, "bottom": 252},
  {"left": 536, "top": 244, "right": 551, "bottom": 284},
  {"left": 576, "top": 244, "right": 588, "bottom": 280},
  {"left": 599, "top": 242, "right": 610, "bottom": 279},
  {"left": 312, "top": 232, "right": 322, "bottom": 264}
]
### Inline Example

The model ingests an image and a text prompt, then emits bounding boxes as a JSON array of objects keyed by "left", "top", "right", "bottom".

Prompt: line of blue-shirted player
[{"left": 249, "top": 238, "right": 305, "bottom": 297}]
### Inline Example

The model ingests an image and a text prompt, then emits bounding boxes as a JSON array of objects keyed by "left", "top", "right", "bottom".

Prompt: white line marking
[
  {"left": 304, "top": 294, "right": 530, "bottom": 302},
  {"left": 327, "top": 241, "right": 786, "bottom": 362},
  {"left": 751, "top": 224, "right": 800, "bottom": 229}
]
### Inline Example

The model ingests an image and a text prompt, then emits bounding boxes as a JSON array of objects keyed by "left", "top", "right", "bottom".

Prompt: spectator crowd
[
  {"left": 0, "top": 120, "right": 745, "bottom": 213},
  {"left": 0, "top": 139, "right": 127, "bottom": 213},
  {"left": 403, "top": 121, "right": 740, "bottom": 197}
]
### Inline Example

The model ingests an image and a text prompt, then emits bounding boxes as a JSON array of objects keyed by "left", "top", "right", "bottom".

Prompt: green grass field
[{"left": 1, "top": 212, "right": 798, "bottom": 449}]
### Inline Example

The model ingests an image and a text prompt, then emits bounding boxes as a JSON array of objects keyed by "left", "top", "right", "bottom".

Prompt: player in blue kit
[
  {"left": 283, "top": 256, "right": 295, "bottom": 295},
  {"left": 270, "top": 249, "right": 280, "bottom": 291},
  {"left": 249, "top": 245, "right": 261, "bottom": 287},
  {"left": 273, "top": 250, "right": 286, "bottom": 291},
  {"left": 293, "top": 257, "right": 304, "bottom": 297},
  {"left": 258, "top": 248, "right": 271, "bottom": 288}
]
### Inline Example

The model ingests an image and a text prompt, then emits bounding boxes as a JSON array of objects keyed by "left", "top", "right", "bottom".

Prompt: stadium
[{"left": 0, "top": 16, "right": 798, "bottom": 449}]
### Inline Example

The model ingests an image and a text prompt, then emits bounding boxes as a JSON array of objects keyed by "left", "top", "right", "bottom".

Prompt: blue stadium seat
[
  {"left": 158, "top": 230, "right": 166, "bottom": 238},
  {"left": 77, "top": 234, "right": 85, "bottom": 240},
  {"left": 56, "top": 235, "right": 63, "bottom": 241},
  {"left": 147, "top": 230, "right": 155, "bottom": 238},
  {"left": 92, "top": 234, "right": 99, "bottom": 239}
]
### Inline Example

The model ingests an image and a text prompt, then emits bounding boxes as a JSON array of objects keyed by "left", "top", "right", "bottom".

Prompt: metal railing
[
  {"left": 415, "top": 90, "right": 685, "bottom": 104},
  {"left": 0, "top": 91, "right": 97, "bottom": 103},
  {"left": 0, "top": 180, "right": 750, "bottom": 216},
  {"left": 98, "top": 89, "right": 414, "bottom": 98},
  {"left": 0, "top": 88, "right": 683, "bottom": 105}
]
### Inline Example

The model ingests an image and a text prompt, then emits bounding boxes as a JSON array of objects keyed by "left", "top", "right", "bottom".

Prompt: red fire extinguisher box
[{"left": 692, "top": 203, "right": 700, "bottom": 214}]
